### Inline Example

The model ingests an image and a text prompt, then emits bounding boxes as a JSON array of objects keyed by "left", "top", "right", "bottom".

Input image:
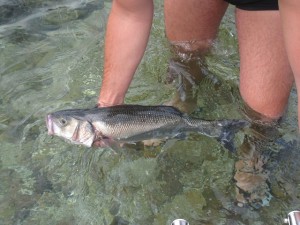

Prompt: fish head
[{"left": 46, "top": 110, "right": 95, "bottom": 147}]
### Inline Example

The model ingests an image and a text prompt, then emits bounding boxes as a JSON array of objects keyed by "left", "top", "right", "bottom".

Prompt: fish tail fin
[
  {"left": 184, "top": 117, "right": 249, "bottom": 152},
  {"left": 216, "top": 120, "right": 249, "bottom": 152}
]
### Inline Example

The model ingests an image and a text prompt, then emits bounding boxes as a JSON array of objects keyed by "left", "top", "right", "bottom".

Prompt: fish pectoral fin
[
  {"left": 93, "top": 133, "right": 123, "bottom": 153},
  {"left": 93, "top": 135, "right": 112, "bottom": 147},
  {"left": 80, "top": 135, "right": 95, "bottom": 147},
  {"left": 92, "top": 139, "right": 109, "bottom": 148},
  {"left": 92, "top": 138, "right": 123, "bottom": 153}
]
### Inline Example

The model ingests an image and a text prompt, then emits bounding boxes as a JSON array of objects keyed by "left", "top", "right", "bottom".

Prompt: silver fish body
[{"left": 46, "top": 105, "right": 249, "bottom": 151}]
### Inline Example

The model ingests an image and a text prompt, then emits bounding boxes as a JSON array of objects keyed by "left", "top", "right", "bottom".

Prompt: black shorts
[{"left": 225, "top": 0, "right": 278, "bottom": 10}]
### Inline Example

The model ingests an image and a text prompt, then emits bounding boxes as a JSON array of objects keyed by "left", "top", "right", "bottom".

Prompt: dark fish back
[{"left": 86, "top": 105, "right": 184, "bottom": 125}]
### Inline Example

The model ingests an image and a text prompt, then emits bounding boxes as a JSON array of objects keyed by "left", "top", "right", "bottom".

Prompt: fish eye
[{"left": 59, "top": 118, "right": 68, "bottom": 126}]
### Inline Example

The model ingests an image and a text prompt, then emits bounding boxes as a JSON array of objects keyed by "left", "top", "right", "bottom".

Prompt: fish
[{"left": 46, "top": 104, "right": 249, "bottom": 151}]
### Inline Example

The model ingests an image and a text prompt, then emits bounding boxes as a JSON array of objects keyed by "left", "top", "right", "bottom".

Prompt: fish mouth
[{"left": 46, "top": 114, "right": 54, "bottom": 135}]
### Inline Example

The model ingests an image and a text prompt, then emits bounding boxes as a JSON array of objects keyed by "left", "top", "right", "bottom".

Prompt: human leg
[
  {"left": 164, "top": 0, "right": 228, "bottom": 47},
  {"left": 164, "top": 0, "right": 228, "bottom": 113},
  {"left": 236, "top": 9, "right": 294, "bottom": 120},
  {"left": 279, "top": 0, "right": 300, "bottom": 128},
  {"left": 234, "top": 136, "right": 271, "bottom": 208},
  {"left": 234, "top": 9, "right": 294, "bottom": 207}
]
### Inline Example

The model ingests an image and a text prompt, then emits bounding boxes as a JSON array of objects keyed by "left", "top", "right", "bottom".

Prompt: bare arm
[
  {"left": 279, "top": 0, "right": 300, "bottom": 127},
  {"left": 98, "top": 0, "right": 154, "bottom": 106}
]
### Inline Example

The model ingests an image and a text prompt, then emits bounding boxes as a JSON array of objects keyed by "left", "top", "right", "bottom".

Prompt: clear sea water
[{"left": 0, "top": 1, "right": 299, "bottom": 224}]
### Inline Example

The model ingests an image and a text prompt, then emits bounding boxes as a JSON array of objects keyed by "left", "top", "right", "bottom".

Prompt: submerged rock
[{"left": 109, "top": 158, "right": 159, "bottom": 188}]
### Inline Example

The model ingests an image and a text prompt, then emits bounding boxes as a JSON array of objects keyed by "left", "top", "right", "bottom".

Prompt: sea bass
[{"left": 46, "top": 105, "right": 249, "bottom": 151}]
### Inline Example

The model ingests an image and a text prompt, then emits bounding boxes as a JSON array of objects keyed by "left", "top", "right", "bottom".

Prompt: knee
[
  {"left": 169, "top": 40, "right": 212, "bottom": 62},
  {"left": 239, "top": 82, "right": 289, "bottom": 120}
]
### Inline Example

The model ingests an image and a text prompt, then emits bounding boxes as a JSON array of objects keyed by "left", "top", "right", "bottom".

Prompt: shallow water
[{"left": 0, "top": 1, "right": 299, "bottom": 225}]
